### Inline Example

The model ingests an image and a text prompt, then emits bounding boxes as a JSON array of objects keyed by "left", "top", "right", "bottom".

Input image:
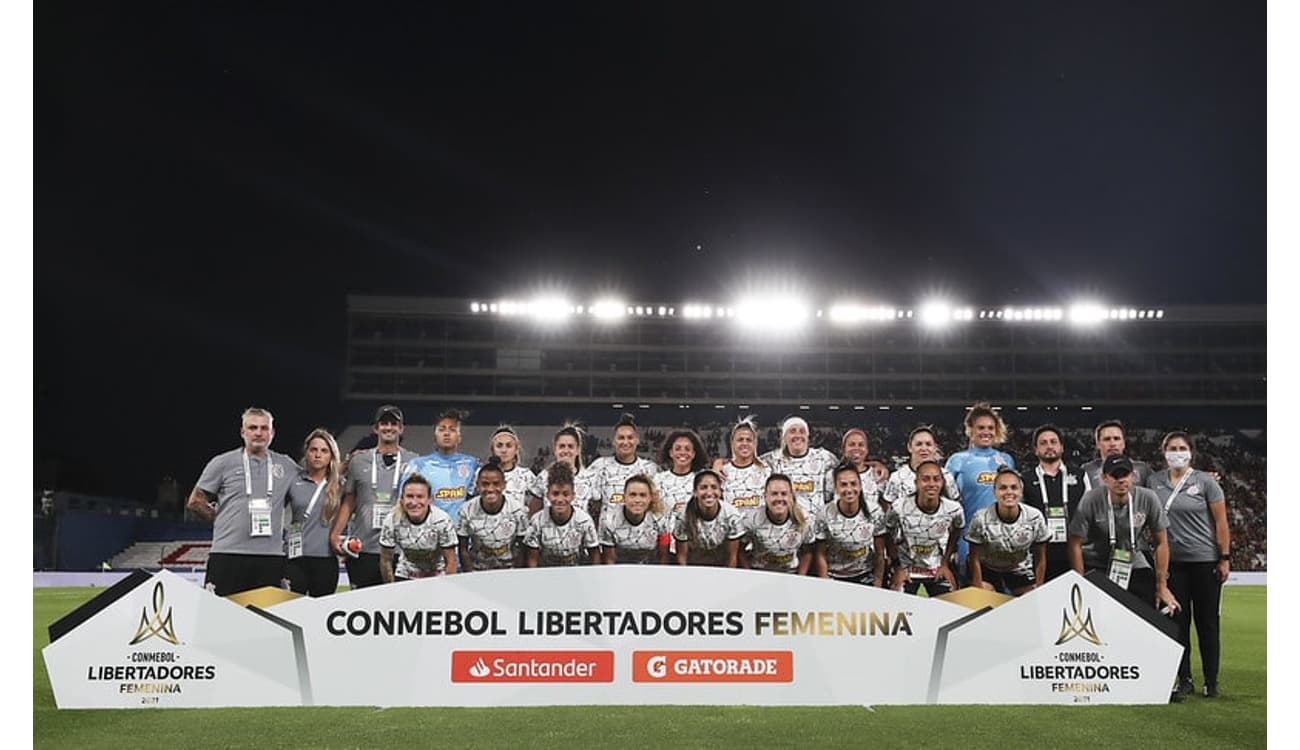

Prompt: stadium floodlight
[
  {"left": 919, "top": 301, "right": 952, "bottom": 329},
  {"left": 1156, "top": 309, "right": 1164, "bottom": 319},
  {"left": 1069, "top": 303, "right": 1107, "bottom": 326},
  {"left": 733, "top": 295, "right": 810, "bottom": 332},
  {"left": 529, "top": 296, "right": 572, "bottom": 323},
  {"left": 590, "top": 299, "right": 627, "bottom": 321},
  {"left": 470, "top": 302, "right": 481, "bottom": 313}
]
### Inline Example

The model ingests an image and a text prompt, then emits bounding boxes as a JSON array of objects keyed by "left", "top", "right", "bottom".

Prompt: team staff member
[
  {"left": 1149, "top": 432, "right": 1229, "bottom": 698},
  {"left": 1068, "top": 456, "right": 1180, "bottom": 612},
  {"left": 457, "top": 460, "right": 529, "bottom": 571},
  {"left": 598, "top": 475, "right": 672, "bottom": 564},
  {"left": 379, "top": 473, "right": 458, "bottom": 581},
  {"left": 525, "top": 462, "right": 602, "bottom": 567},
  {"left": 403, "top": 409, "right": 479, "bottom": 525},
  {"left": 674, "top": 470, "right": 744, "bottom": 567},
  {"left": 1021, "top": 424, "right": 1086, "bottom": 581},
  {"left": 285, "top": 428, "right": 344, "bottom": 597},
  {"left": 187, "top": 407, "right": 301, "bottom": 596},
  {"left": 654, "top": 428, "right": 710, "bottom": 520},
  {"left": 965, "top": 467, "right": 1050, "bottom": 596},
  {"left": 760, "top": 416, "right": 839, "bottom": 517},
  {"left": 1081, "top": 420, "right": 1152, "bottom": 490},
  {"left": 814, "top": 464, "right": 888, "bottom": 586},
  {"left": 945, "top": 402, "right": 1016, "bottom": 572},
  {"left": 739, "top": 474, "right": 814, "bottom": 574},
  {"left": 331, "top": 405, "right": 419, "bottom": 588},
  {"left": 578, "top": 414, "right": 658, "bottom": 526},
  {"left": 888, "top": 461, "right": 964, "bottom": 596}
]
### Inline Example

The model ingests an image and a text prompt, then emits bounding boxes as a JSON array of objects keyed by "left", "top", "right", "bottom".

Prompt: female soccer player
[
  {"left": 528, "top": 423, "right": 587, "bottom": 515},
  {"left": 485, "top": 425, "right": 537, "bottom": 510},
  {"left": 457, "top": 459, "right": 529, "bottom": 571},
  {"left": 285, "top": 428, "right": 344, "bottom": 597},
  {"left": 598, "top": 475, "right": 672, "bottom": 564},
  {"left": 654, "top": 429, "right": 710, "bottom": 520},
  {"left": 578, "top": 414, "right": 659, "bottom": 525},
  {"left": 944, "top": 402, "right": 1016, "bottom": 570},
  {"left": 718, "top": 417, "right": 771, "bottom": 512},
  {"left": 1150, "top": 432, "right": 1230, "bottom": 698},
  {"left": 881, "top": 426, "right": 961, "bottom": 511},
  {"left": 815, "top": 463, "right": 888, "bottom": 586},
  {"left": 739, "top": 474, "right": 814, "bottom": 574},
  {"left": 965, "top": 467, "right": 1050, "bottom": 595},
  {"left": 759, "top": 416, "right": 839, "bottom": 517},
  {"left": 379, "top": 473, "right": 459, "bottom": 582},
  {"left": 674, "top": 470, "right": 744, "bottom": 567},
  {"left": 888, "top": 460, "right": 964, "bottom": 595},
  {"left": 524, "top": 462, "right": 601, "bottom": 567},
  {"left": 829, "top": 428, "right": 890, "bottom": 509}
]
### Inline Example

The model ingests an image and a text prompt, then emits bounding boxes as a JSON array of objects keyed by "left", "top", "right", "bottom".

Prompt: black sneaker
[
  {"left": 1169, "top": 690, "right": 1184, "bottom": 704},
  {"left": 1204, "top": 683, "right": 1219, "bottom": 698},
  {"left": 1176, "top": 678, "right": 1194, "bottom": 697}
]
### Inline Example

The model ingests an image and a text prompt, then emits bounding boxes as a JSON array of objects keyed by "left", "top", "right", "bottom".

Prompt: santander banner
[{"left": 42, "top": 567, "right": 1180, "bottom": 708}]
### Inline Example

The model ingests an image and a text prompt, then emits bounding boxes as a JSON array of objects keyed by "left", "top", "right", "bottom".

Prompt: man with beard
[{"left": 1020, "top": 425, "right": 1086, "bottom": 581}]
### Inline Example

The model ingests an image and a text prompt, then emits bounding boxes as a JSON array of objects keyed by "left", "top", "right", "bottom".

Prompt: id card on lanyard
[
  {"left": 1037, "top": 467, "right": 1069, "bottom": 543},
  {"left": 372, "top": 451, "right": 401, "bottom": 529},
  {"left": 287, "top": 480, "right": 325, "bottom": 559},
  {"left": 244, "top": 452, "right": 274, "bottom": 538},
  {"left": 1106, "top": 495, "right": 1136, "bottom": 589}
]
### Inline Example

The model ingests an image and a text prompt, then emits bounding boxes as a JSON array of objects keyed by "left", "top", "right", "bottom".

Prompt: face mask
[{"left": 1165, "top": 451, "right": 1191, "bottom": 469}]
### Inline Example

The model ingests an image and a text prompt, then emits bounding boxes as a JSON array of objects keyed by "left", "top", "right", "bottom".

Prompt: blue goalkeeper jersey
[
  {"left": 401, "top": 451, "right": 479, "bottom": 524},
  {"left": 944, "top": 446, "right": 1015, "bottom": 567}
]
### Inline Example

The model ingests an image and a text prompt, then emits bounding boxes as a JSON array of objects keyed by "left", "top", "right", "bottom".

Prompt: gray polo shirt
[
  {"left": 287, "top": 473, "right": 339, "bottom": 558},
  {"left": 196, "top": 448, "right": 300, "bottom": 556},
  {"left": 1146, "top": 469, "right": 1226, "bottom": 563},
  {"left": 1068, "top": 486, "right": 1167, "bottom": 571},
  {"left": 342, "top": 447, "right": 420, "bottom": 554}
]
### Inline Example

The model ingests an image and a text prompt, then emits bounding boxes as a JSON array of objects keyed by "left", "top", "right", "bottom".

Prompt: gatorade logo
[
  {"left": 632, "top": 651, "right": 793, "bottom": 683},
  {"left": 451, "top": 651, "right": 614, "bottom": 683}
]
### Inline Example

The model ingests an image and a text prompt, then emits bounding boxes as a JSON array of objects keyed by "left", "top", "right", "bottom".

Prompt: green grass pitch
[{"left": 33, "top": 586, "right": 1265, "bottom": 749}]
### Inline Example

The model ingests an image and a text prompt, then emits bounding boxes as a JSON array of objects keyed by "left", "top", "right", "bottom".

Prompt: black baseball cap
[
  {"left": 1102, "top": 455, "right": 1134, "bottom": 477},
  {"left": 373, "top": 404, "right": 404, "bottom": 424}
]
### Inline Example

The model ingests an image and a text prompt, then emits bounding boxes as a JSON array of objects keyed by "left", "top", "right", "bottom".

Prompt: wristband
[{"left": 1220, "top": 554, "right": 1230, "bottom": 561}]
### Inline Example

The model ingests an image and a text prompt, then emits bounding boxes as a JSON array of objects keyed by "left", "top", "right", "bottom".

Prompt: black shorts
[
  {"left": 204, "top": 553, "right": 286, "bottom": 597},
  {"left": 903, "top": 577, "right": 954, "bottom": 597},
  {"left": 286, "top": 555, "right": 341, "bottom": 597},
  {"left": 830, "top": 570, "right": 878, "bottom": 586},
  {"left": 344, "top": 552, "right": 385, "bottom": 589},
  {"left": 983, "top": 568, "right": 1037, "bottom": 594}
]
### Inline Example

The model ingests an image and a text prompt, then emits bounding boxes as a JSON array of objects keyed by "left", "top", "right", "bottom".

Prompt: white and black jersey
[
  {"left": 760, "top": 447, "right": 839, "bottom": 515},
  {"left": 886, "top": 495, "right": 964, "bottom": 577},
  {"left": 743, "top": 509, "right": 815, "bottom": 573},
  {"left": 673, "top": 503, "right": 746, "bottom": 566},
  {"left": 598, "top": 508, "right": 671, "bottom": 564},
  {"left": 653, "top": 469, "right": 697, "bottom": 521},
  {"left": 523, "top": 507, "right": 599, "bottom": 566},
  {"left": 379, "top": 508, "right": 458, "bottom": 579},
  {"left": 964, "top": 504, "right": 1051, "bottom": 576},
  {"left": 456, "top": 498, "right": 528, "bottom": 570},
  {"left": 721, "top": 461, "right": 770, "bottom": 512},
  {"left": 815, "top": 502, "right": 888, "bottom": 580},
  {"left": 578, "top": 456, "right": 660, "bottom": 517}
]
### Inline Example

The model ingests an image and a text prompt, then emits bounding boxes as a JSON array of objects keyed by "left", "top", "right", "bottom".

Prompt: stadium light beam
[{"left": 590, "top": 299, "right": 627, "bottom": 321}]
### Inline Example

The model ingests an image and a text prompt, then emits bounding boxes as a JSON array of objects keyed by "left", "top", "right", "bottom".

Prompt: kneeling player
[
  {"left": 965, "top": 467, "right": 1051, "bottom": 595},
  {"left": 888, "top": 461, "right": 963, "bottom": 595},
  {"left": 379, "top": 473, "right": 458, "bottom": 582}
]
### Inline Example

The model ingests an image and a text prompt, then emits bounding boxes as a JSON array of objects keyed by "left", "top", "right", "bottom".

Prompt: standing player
[
  {"left": 828, "top": 428, "right": 889, "bottom": 512},
  {"left": 759, "top": 416, "right": 839, "bottom": 517},
  {"left": 814, "top": 463, "right": 889, "bottom": 586},
  {"left": 718, "top": 417, "right": 771, "bottom": 512},
  {"left": 1081, "top": 420, "right": 1153, "bottom": 491},
  {"left": 654, "top": 428, "right": 710, "bottom": 520},
  {"left": 331, "top": 405, "right": 419, "bottom": 589},
  {"left": 484, "top": 425, "right": 537, "bottom": 511},
  {"left": 598, "top": 475, "right": 672, "bottom": 564},
  {"left": 888, "top": 461, "right": 964, "bottom": 596},
  {"left": 577, "top": 414, "right": 658, "bottom": 526},
  {"left": 457, "top": 460, "right": 529, "bottom": 571},
  {"left": 944, "top": 402, "right": 1016, "bottom": 572},
  {"left": 674, "top": 470, "right": 744, "bottom": 567},
  {"left": 739, "top": 474, "right": 815, "bottom": 574},
  {"left": 881, "top": 426, "right": 961, "bottom": 510},
  {"left": 1020, "top": 424, "right": 1086, "bottom": 581},
  {"left": 527, "top": 423, "right": 588, "bottom": 514},
  {"left": 402, "top": 409, "right": 479, "bottom": 525},
  {"left": 525, "top": 462, "right": 602, "bottom": 567},
  {"left": 187, "top": 407, "right": 300, "bottom": 596},
  {"left": 379, "top": 473, "right": 458, "bottom": 581},
  {"left": 284, "top": 428, "right": 344, "bottom": 597},
  {"left": 965, "top": 467, "right": 1051, "bottom": 595}
]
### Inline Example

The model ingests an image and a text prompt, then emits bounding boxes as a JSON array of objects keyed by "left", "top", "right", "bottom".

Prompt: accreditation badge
[
  {"left": 1047, "top": 506, "right": 1068, "bottom": 543},
  {"left": 248, "top": 498, "right": 272, "bottom": 537},
  {"left": 1108, "top": 548, "right": 1133, "bottom": 589},
  {"left": 286, "top": 523, "right": 303, "bottom": 559},
  {"left": 373, "top": 491, "right": 393, "bottom": 529}
]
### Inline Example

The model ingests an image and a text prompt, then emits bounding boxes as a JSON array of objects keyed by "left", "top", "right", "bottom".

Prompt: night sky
[{"left": 35, "top": 2, "right": 1266, "bottom": 500}]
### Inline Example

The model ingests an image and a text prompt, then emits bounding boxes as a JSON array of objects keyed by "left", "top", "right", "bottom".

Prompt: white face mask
[{"left": 1165, "top": 451, "right": 1192, "bottom": 469}]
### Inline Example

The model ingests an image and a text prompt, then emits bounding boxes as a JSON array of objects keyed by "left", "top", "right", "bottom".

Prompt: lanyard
[
  {"left": 304, "top": 479, "right": 326, "bottom": 519},
  {"left": 1036, "top": 466, "right": 1066, "bottom": 510},
  {"left": 242, "top": 452, "right": 273, "bottom": 499},
  {"left": 371, "top": 450, "right": 401, "bottom": 491},
  {"left": 1163, "top": 471, "right": 1194, "bottom": 512},
  {"left": 1106, "top": 494, "right": 1136, "bottom": 550}
]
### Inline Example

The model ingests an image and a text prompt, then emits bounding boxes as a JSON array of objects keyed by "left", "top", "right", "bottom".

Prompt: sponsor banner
[
  {"left": 42, "top": 570, "right": 306, "bottom": 708},
  {"left": 931, "top": 571, "right": 1181, "bottom": 704},
  {"left": 43, "top": 567, "right": 1180, "bottom": 708}
]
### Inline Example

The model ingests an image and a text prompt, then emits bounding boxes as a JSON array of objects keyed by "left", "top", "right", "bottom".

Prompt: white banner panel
[
  {"left": 931, "top": 572, "right": 1182, "bottom": 704},
  {"left": 43, "top": 567, "right": 1181, "bottom": 708}
]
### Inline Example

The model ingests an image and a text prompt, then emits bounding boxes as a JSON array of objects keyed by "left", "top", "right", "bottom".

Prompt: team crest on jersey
[
  {"left": 1011, "top": 527, "right": 1034, "bottom": 546},
  {"left": 994, "top": 454, "right": 1007, "bottom": 467},
  {"left": 976, "top": 471, "right": 997, "bottom": 484},
  {"left": 458, "top": 464, "right": 469, "bottom": 478},
  {"left": 1187, "top": 485, "right": 1200, "bottom": 496},
  {"left": 271, "top": 463, "right": 286, "bottom": 480},
  {"left": 1132, "top": 512, "right": 1147, "bottom": 528},
  {"left": 1065, "top": 475, "right": 1078, "bottom": 485}
]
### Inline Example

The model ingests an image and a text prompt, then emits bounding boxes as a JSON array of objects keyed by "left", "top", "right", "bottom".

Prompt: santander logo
[
  {"left": 468, "top": 658, "right": 491, "bottom": 678},
  {"left": 451, "top": 651, "right": 615, "bottom": 683}
]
